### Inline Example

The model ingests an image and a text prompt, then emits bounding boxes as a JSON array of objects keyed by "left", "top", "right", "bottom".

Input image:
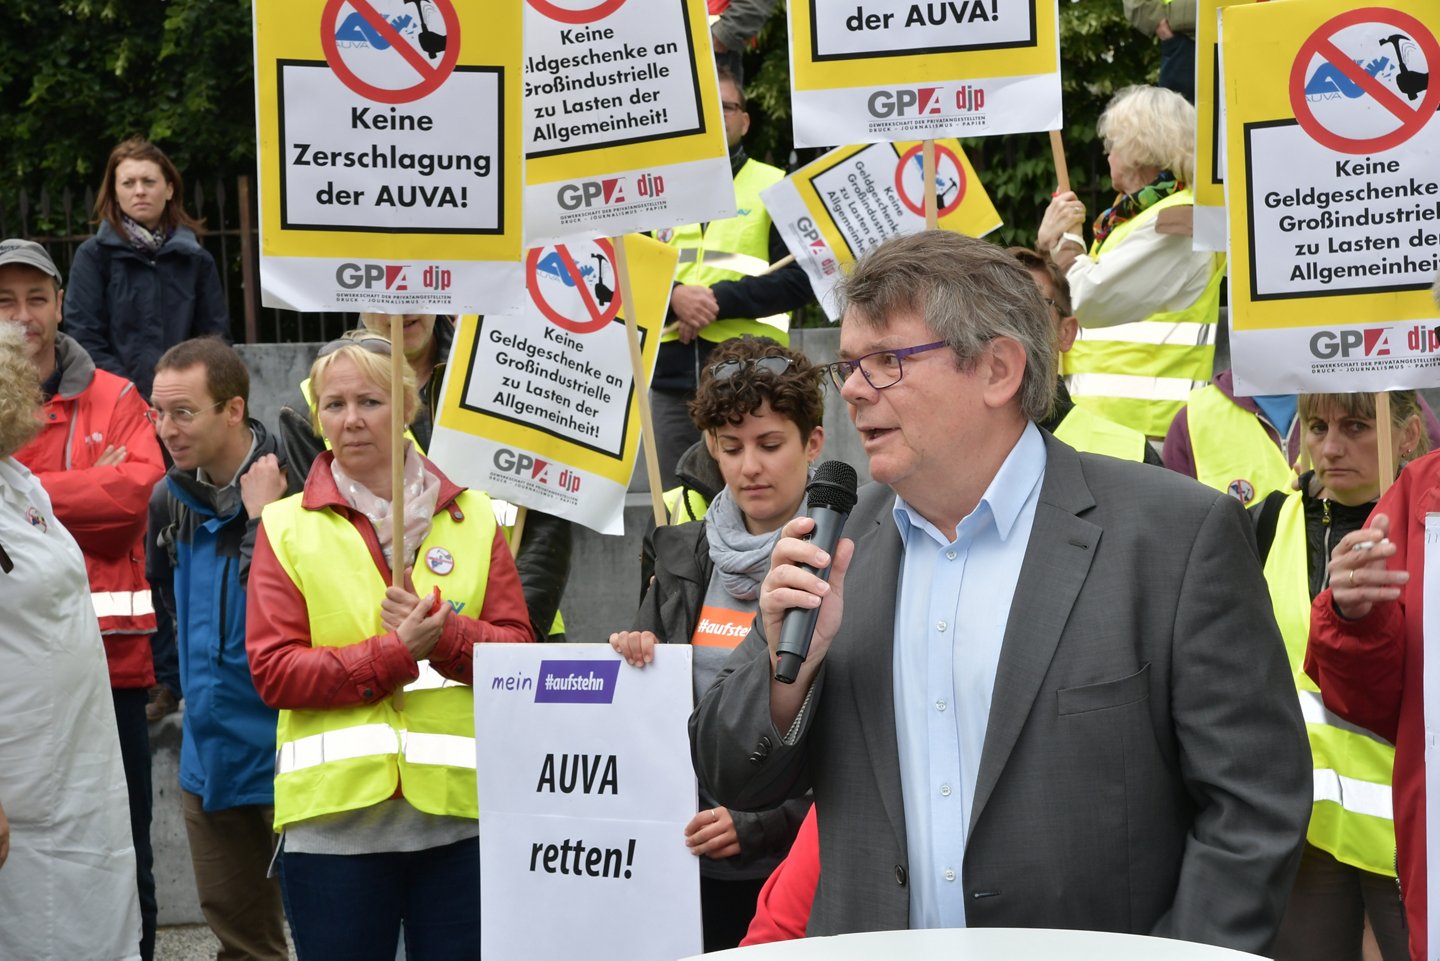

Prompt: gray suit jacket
[{"left": 690, "top": 433, "right": 1310, "bottom": 953}]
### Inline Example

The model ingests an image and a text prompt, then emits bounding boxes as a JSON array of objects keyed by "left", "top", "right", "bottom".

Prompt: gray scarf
[{"left": 705, "top": 486, "right": 788, "bottom": 601}]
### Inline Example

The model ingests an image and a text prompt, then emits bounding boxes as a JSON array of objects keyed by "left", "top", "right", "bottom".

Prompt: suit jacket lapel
[
  {"left": 843, "top": 492, "right": 908, "bottom": 850},
  {"left": 969, "top": 436, "right": 1100, "bottom": 836}
]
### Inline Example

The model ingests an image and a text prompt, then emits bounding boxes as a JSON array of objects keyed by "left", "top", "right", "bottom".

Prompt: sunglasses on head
[
  {"left": 316, "top": 333, "right": 392, "bottom": 359},
  {"left": 708, "top": 355, "right": 793, "bottom": 382}
]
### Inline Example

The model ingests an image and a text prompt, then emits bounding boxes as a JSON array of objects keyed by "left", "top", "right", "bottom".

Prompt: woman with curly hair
[
  {"left": 66, "top": 137, "right": 228, "bottom": 401},
  {"left": 610, "top": 335, "right": 822, "bottom": 950},
  {"left": 0, "top": 324, "right": 143, "bottom": 959}
]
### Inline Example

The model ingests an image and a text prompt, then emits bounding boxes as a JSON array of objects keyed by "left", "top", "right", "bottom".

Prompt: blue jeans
[{"left": 279, "top": 837, "right": 480, "bottom": 961}]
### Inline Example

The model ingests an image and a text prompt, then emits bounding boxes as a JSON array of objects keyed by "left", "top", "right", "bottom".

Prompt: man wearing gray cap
[{"left": 0, "top": 238, "right": 165, "bottom": 960}]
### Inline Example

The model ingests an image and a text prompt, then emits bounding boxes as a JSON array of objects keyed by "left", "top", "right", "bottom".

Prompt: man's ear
[
  {"left": 224, "top": 396, "right": 246, "bottom": 427},
  {"left": 1057, "top": 315, "right": 1078, "bottom": 354},
  {"left": 981, "top": 336, "right": 1028, "bottom": 409}
]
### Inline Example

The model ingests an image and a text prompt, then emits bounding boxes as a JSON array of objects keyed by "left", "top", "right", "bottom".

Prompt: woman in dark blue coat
[{"left": 66, "top": 138, "right": 228, "bottom": 401}]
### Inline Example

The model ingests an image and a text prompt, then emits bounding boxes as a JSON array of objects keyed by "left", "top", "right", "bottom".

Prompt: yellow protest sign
[
  {"left": 427, "top": 234, "right": 677, "bottom": 535},
  {"left": 762, "top": 139, "right": 1001, "bottom": 318},
  {"left": 254, "top": 0, "right": 525, "bottom": 313},
  {"left": 787, "top": 0, "right": 1061, "bottom": 147},
  {"left": 1224, "top": 0, "right": 1440, "bottom": 394},
  {"left": 522, "top": 0, "right": 734, "bottom": 245},
  {"left": 1194, "top": 0, "right": 1258, "bottom": 252}
]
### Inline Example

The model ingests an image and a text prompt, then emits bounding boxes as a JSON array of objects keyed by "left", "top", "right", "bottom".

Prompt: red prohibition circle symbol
[
  {"left": 894, "top": 143, "right": 967, "bottom": 218},
  {"left": 524, "top": 0, "right": 628, "bottom": 25},
  {"left": 1287, "top": 7, "right": 1440, "bottom": 155},
  {"left": 526, "top": 239, "right": 622, "bottom": 335},
  {"left": 321, "top": 0, "right": 462, "bottom": 105}
]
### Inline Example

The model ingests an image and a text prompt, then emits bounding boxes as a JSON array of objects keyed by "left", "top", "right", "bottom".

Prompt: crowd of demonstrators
[
  {"left": 146, "top": 337, "right": 296, "bottom": 961},
  {"left": 1252, "top": 390, "right": 1425, "bottom": 961},
  {"left": 1, "top": 238, "right": 165, "bottom": 960},
  {"left": 611, "top": 336, "right": 820, "bottom": 951},
  {"left": 691, "top": 231, "right": 1312, "bottom": 952},
  {"left": 0, "top": 324, "right": 143, "bottom": 961},
  {"left": 1039, "top": 85, "right": 1224, "bottom": 440},
  {"left": 650, "top": 66, "right": 813, "bottom": 489},
  {"left": 245, "top": 333, "right": 533, "bottom": 960}
]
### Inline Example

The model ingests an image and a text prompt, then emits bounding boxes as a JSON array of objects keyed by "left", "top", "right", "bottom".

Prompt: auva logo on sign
[{"left": 1309, "top": 328, "right": 1393, "bottom": 359}]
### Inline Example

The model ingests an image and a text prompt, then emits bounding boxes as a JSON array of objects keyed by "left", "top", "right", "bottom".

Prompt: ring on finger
[{"left": 1349, "top": 569, "right": 1355, "bottom": 587}]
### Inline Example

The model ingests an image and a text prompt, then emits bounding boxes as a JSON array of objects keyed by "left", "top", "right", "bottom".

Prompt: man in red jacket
[{"left": 0, "top": 238, "right": 166, "bottom": 961}]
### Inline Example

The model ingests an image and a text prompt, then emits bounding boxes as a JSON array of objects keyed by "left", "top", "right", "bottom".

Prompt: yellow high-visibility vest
[
  {"left": 1063, "top": 189, "right": 1225, "bottom": 438},
  {"left": 1264, "top": 493, "right": 1397, "bottom": 876},
  {"left": 261, "top": 490, "right": 496, "bottom": 829},
  {"left": 1053, "top": 404, "right": 1150, "bottom": 461},
  {"left": 659, "top": 158, "right": 789, "bottom": 345},
  {"left": 1186, "top": 384, "right": 1294, "bottom": 506}
]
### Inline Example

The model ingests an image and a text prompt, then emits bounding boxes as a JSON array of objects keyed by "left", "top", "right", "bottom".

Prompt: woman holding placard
[
  {"left": 1036, "top": 85, "right": 1224, "bottom": 439},
  {"left": 246, "top": 331, "right": 531, "bottom": 961},
  {"left": 1252, "top": 390, "right": 1423, "bottom": 961},
  {"left": 610, "top": 336, "right": 820, "bottom": 951}
]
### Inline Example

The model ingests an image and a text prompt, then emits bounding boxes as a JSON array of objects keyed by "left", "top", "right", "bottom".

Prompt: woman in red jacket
[{"left": 246, "top": 332, "right": 531, "bottom": 961}]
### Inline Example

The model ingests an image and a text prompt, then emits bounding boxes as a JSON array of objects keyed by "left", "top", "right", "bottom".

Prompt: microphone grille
[{"left": 807, "top": 461, "right": 859, "bottom": 513}]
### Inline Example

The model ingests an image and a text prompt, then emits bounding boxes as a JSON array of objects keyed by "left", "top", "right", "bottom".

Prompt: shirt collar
[{"left": 892, "top": 421, "right": 1047, "bottom": 544}]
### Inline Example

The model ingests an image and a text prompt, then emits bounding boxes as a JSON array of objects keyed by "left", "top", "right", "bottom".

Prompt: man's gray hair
[{"left": 836, "top": 231, "right": 1057, "bottom": 421}]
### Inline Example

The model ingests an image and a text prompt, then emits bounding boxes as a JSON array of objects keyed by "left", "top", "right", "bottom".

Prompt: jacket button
[
  {"left": 363, "top": 688, "right": 374, "bottom": 700},
  {"left": 895, "top": 865, "right": 907, "bottom": 886}
]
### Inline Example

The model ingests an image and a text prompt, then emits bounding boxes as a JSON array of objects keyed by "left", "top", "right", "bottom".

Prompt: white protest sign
[
  {"left": 522, "top": 0, "right": 734, "bottom": 244},
  {"left": 476, "top": 644, "right": 701, "bottom": 961},
  {"left": 428, "top": 234, "right": 674, "bottom": 536}
]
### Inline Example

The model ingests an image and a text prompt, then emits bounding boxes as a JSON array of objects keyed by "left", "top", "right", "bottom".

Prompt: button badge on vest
[{"left": 425, "top": 546, "right": 455, "bottom": 576}]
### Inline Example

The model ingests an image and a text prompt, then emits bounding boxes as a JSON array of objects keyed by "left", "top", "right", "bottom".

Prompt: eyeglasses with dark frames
[
  {"left": 708, "top": 355, "right": 794, "bottom": 382},
  {"left": 822, "top": 341, "right": 949, "bottom": 391},
  {"left": 145, "top": 400, "right": 226, "bottom": 428}
]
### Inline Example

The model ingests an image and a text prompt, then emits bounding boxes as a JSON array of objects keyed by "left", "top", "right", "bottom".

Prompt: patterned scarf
[
  {"left": 1091, "top": 170, "right": 1184, "bottom": 248},
  {"left": 119, "top": 213, "right": 170, "bottom": 255},
  {"left": 330, "top": 444, "right": 441, "bottom": 570}
]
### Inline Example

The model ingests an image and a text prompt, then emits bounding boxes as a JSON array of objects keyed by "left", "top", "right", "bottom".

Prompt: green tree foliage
[
  {"left": 0, "top": 0, "right": 256, "bottom": 233},
  {"left": 742, "top": 0, "right": 1162, "bottom": 247}
]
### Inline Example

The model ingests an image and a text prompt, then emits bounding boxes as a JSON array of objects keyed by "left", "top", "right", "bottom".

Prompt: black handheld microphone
[{"left": 774, "top": 461, "right": 859, "bottom": 684}]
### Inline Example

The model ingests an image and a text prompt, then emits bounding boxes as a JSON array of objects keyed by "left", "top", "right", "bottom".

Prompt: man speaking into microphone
[{"left": 689, "top": 231, "right": 1311, "bottom": 954}]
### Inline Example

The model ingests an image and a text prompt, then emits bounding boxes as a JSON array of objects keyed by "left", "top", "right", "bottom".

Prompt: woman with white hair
[
  {"left": 0, "top": 325, "right": 142, "bottom": 960},
  {"left": 1037, "top": 84, "right": 1226, "bottom": 439}
]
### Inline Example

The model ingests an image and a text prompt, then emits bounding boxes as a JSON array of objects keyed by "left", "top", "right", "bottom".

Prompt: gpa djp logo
[
  {"left": 866, "top": 84, "right": 986, "bottom": 119},
  {"left": 493, "top": 448, "right": 581, "bottom": 494},
  {"left": 335, "top": 262, "right": 453, "bottom": 291},
  {"left": 794, "top": 217, "right": 839, "bottom": 277},
  {"left": 1308, "top": 328, "right": 1393, "bottom": 359},
  {"left": 555, "top": 172, "right": 665, "bottom": 211}
]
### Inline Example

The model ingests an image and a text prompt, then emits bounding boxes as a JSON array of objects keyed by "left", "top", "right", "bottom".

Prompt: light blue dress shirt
[{"left": 891, "top": 421, "right": 1047, "bottom": 929}]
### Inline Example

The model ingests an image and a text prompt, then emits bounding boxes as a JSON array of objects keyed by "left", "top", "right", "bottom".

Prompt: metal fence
[{"left": 0, "top": 175, "right": 351, "bottom": 345}]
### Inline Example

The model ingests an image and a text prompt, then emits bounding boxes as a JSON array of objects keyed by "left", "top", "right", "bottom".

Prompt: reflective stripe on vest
[
  {"left": 275, "top": 725, "right": 478, "bottom": 775},
  {"left": 1186, "top": 384, "right": 1295, "bottom": 507},
  {"left": 1264, "top": 493, "right": 1397, "bottom": 876},
  {"left": 660, "top": 158, "right": 790, "bottom": 345},
  {"left": 91, "top": 590, "right": 155, "bottom": 619},
  {"left": 1062, "top": 190, "right": 1223, "bottom": 438},
  {"left": 261, "top": 489, "right": 495, "bottom": 829},
  {"left": 1052, "top": 405, "right": 1150, "bottom": 461}
]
